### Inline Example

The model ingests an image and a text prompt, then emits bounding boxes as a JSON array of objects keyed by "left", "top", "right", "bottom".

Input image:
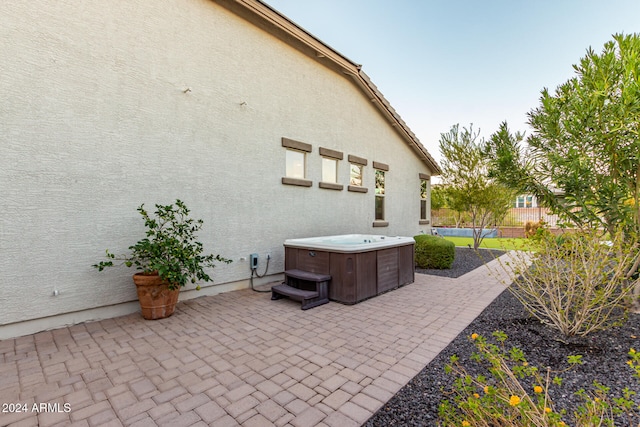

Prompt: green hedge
[{"left": 414, "top": 234, "right": 455, "bottom": 269}]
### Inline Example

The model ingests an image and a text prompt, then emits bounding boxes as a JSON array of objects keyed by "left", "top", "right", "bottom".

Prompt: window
[
  {"left": 375, "top": 169, "right": 385, "bottom": 220},
  {"left": 350, "top": 164, "right": 363, "bottom": 186},
  {"left": 286, "top": 149, "right": 305, "bottom": 179},
  {"left": 420, "top": 179, "right": 428, "bottom": 220},
  {"left": 347, "top": 154, "right": 368, "bottom": 193},
  {"left": 515, "top": 195, "right": 533, "bottom": 208},
  {"left": 419, "top": 173, "right": 430, "bottom": 225},
  {"left": 281, "top": 137, "right": 312, "bottom": 187},
  {"left": 318, "top": 147, "right": 343, "bottom": 190},
  {"left": 373, "top": 162, "right": 389, "bottom": 226},
  {"left": 322, "top": 157, "right": 338, "bottom": 183}
]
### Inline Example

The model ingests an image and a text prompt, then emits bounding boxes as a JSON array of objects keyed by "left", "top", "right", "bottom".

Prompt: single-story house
[{"left": 0, "top": 0, "right": 441, "bottom": 339}]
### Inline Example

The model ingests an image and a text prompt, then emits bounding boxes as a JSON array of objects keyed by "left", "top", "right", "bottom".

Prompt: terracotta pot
[{"left": 132, "top": 272, "right": 179, "bottom": 320}]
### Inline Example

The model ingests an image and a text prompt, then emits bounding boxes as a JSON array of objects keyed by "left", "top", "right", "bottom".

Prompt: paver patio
[{"left": 0, "top": 255, "right": 516, "bottom": 427}]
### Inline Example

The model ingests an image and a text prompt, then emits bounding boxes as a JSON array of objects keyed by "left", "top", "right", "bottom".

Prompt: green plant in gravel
[
  {"left": 572, "top": 380, "right": 640, "bottom": 427},
  {"left": 414, "top": 234, "right": 455, "bottom": 269},
  {"left": 439, "top": 331, "right": 577, "bottom": 427},
  {"left": 94, "top": 199, "right": 232, "bottom": 290},
  {"left": 438, "top": 332, "right": 640, "bottom": 427},
  {"left": 493, "top": 228, "right": 640, "bottom": 337}
]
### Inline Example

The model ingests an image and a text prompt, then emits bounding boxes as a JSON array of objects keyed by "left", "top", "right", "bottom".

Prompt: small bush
[{"left": 414, "top": 234, "right": 455, "bottom": 269}]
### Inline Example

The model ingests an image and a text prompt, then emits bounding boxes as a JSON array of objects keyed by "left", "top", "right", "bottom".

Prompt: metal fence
[{"left": 431, "top": 207, "right": 561, "bottom": 228}]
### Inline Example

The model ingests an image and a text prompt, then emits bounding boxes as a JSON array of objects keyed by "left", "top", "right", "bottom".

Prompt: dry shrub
[
  {"left": 524, "top": 220, "right": 545, "bottom": 239},
  {"left": 494, "top": 229, "right": 639, "bottom": 337}
]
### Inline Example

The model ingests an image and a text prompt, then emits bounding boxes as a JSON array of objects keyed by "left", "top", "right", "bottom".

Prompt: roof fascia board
[{"left": 236, "top": 0, "right": 360, "bottom": 74}]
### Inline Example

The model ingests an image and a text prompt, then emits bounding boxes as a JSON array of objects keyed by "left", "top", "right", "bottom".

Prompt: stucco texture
[{"left": 0, "top": 0, "right": 435, "bottom": 335}]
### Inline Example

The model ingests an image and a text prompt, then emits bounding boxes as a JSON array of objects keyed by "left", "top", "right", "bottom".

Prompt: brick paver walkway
[{"left": 0, "top": 255, "right": 516, "bottom": 427}]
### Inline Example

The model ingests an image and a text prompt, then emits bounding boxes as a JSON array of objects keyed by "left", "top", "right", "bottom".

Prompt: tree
[
  {"left": 439, "top": 124, "right": 514, "bottom": 249},
  {"left": 430, "top": 183, "right": 471, "bottom": 228},
  {"left": 430, "top": 184, "right": 447, "bottom": 210},
  {"left": 430, "top": 184, "right": 469, "bottom": 227},
  {"left": 487, "top": 33, "right": 640, "bottom": 238}
]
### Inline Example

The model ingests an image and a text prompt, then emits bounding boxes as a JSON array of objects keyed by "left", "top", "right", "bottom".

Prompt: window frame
[
  {"left": 373, "top": 162, "right": 389, "bottom": 227},
  {"left": 285, "top": 149, "right": 306, "bottom": 179},
  {"left": 375, "top": 169, "right": 385, "bottom": 221},
  {"left": 319, "top": 147, "right": 344, "bottom": 190},
  {"left": 281, "top": 137, "right": 312, "bottom": 187},
  {"left": 321, "top": 157, "right": 338, "bottom": 183},
  {"left": 350, "top": 163, "right": 363, "bottom": 186},
  {"left": 347, "top": 154, "right": 368, "bottom": 193},
  {"left": 419, "top": 173, "right": 430, "bottom": 225},
  {"left": 420, "top": 179, "right": 428, "bottom": 220}
]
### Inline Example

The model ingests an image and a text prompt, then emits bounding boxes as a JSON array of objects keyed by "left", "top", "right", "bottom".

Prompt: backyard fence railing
[{"left": 431, "top": 207, "right": 561, "bottom": 229}]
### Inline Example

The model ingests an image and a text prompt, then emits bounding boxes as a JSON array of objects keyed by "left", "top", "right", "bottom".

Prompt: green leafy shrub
[{"left": 414, "top": 234, "right": 455, "bottom": 269}]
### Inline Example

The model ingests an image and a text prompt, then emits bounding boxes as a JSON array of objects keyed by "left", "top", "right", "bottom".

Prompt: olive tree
[{"left": 487, "top": 33, "right": 640, "bottom": 238}]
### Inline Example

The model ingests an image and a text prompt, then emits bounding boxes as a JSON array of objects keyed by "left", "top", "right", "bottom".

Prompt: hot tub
[{"left": 284, "top": 234, "right": 415, "bottom": 304}]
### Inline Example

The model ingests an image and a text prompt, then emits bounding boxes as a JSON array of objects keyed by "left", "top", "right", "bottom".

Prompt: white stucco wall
[{"left": 0, "top": 0, "right": 435, "bottom": 338}]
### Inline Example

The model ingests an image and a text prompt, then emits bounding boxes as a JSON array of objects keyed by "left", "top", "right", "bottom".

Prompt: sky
[{"left": 264, "top": 0, "right": 640, "bottom": 165}]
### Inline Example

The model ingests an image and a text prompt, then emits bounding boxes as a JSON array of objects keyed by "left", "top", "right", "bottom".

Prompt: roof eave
[
  {"left": 353, "top": 71, "right": 442, "bottom": 174},
  {"left": 213, "top": 0, "right": 442, "bottom": 175}
]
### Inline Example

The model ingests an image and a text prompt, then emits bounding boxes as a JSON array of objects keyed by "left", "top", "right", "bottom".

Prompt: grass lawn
[{"left": 442, "top": 236, "right": 528, "bottom": 251}]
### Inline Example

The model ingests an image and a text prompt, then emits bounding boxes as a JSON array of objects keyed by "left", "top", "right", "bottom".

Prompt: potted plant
[{"left": 94, "top": 199, "right": 232, "bottom": 319}]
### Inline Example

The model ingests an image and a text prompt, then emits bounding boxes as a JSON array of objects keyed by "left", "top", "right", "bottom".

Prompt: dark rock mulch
[{"left": 366, "top": 247, "right": 640, "bottom": 426}]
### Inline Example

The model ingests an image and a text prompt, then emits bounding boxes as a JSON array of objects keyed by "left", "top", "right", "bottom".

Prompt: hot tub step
[
  {"left": 271, "top": 284, "right": 318, "bottom": 300},
  {"left": 284, "top": 269, "right": 332, "bottom": 283},
  {"left": 271, "top": 280, "right": 329, "bottom": 310}
]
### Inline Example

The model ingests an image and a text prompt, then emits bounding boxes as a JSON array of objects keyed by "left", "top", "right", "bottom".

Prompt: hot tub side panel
[
  {"left": 399, "top": 243, "right": 415, "bottom": 286},
  {"left": 286, "top": 248, "right": 331, "bottom": 275},
  {"left": 356, "top": 252, "right": 377, "bottom": 302},
  {"left": 328, "top": 252, "right": 377, "bottom": 304},
  {"left": 377, "top": 248, "right": 399, "bottom": 294},
  {"left": 375, "top": 244, "right": 414, "bottom": 293},
  {"left": 328, "top": 253, "right": 355, "bottom": 303}
]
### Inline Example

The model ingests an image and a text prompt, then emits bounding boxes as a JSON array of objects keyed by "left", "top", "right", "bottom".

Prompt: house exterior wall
[{"left": 0, "top": 0, "right": 435, "bottom": 338}]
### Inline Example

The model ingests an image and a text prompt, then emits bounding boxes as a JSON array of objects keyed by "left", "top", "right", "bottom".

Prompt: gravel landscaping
[{"left": 366, "top": 247, "right": 640, "bottom": 426}]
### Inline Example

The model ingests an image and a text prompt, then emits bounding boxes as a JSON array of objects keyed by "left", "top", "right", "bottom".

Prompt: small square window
[
  {"left": 286, "top": 149, "right": 305, "bottom": 179},
  {"left": 322, "top": 157, "right": 338, "bottom": 183},
  {"left": 350, "top": 164, "right": 363, "bottom": 186}
]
